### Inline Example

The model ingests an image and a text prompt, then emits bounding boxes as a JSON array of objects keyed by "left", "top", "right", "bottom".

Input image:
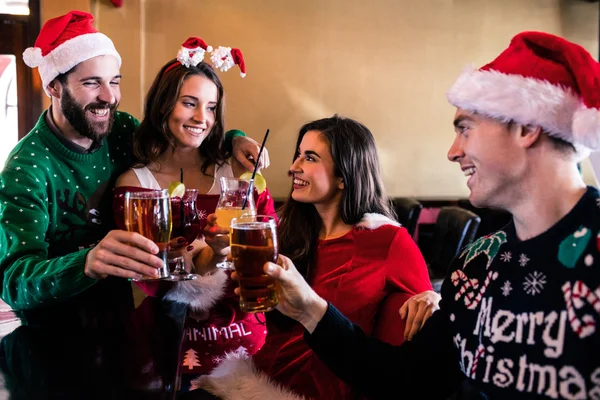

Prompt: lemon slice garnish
[
  {"left": 168, "top": 181, "right": 185, "bottom": 198},
  {"left": 240, "top": 172, "right": 267, "bottom": 194}
]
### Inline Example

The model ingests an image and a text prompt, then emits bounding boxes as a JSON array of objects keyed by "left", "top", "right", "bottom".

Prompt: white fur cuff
[
  {"left": 356, "top": 213, "right": 400, "bottom": 230},
  {"left": 191, "top": 347, "right": 306, "bottom": 400},
  {"left": 163, "top": 268, "right": 228, "bottom": 312}
]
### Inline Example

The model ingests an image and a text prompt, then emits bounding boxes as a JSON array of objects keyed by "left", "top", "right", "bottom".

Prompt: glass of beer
[
  {"left": 230, "top": 215, "right": 278, "bottom": 313},
  {"left": 215, "top": 177, "right": 256, "bottom": 269},
  {"left": 124, "top": 189, "right": 172, "bottom": 280}
]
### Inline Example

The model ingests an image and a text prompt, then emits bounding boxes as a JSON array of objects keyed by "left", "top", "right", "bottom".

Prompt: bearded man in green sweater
[{"left": 0, "top": 11, "right": 266, "bottom": 325}]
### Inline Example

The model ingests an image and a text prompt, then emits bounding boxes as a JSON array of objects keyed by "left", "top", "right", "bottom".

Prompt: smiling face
[
  {"left": 55, "top": 55, "right": 121, "bottom": 141},
  {"left": 448, "top": 109, "right": 529, "bottom": 209},
  {"left": 167, "top": 74, "right": 218, "bottom": 149},
  {"left": 289, "top": 130, "right": 344, "bottom": 207}
]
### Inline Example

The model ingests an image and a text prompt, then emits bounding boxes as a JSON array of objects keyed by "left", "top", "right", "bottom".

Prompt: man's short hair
[
  {"left": 547, "top": 133, "right": 576, "bottom": 155},
  {"left": 505, "top": 120, "right": 576, "bottom": 156}
]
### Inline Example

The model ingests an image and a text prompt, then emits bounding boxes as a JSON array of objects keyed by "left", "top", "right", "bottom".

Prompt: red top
[
  {"left": 178, "top": 274, "right": 268, "bottom": 376},
  {"left": 254, "top": 223, "right": 432, "bottom": 400}
]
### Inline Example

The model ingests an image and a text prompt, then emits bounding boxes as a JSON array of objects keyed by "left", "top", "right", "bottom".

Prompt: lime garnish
[
  {"left": 240, "top": 172, "right": 267, "bottom": 194},
  {"left": 168, "top": 181, "right": 185, "bottom": 198}
]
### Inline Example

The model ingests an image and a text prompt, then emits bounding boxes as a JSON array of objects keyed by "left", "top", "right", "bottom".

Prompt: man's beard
[{"left": 60, "top": 88, "right": 118, "bottom": 142}]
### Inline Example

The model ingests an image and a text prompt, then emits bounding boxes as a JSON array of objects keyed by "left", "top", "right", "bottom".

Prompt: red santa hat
[
  {"left": 447, "top": 31, "right": 600, "bottom": 159},
  {"left": 22, "top": 10, "right": 121, "bottom": 96},
  {"left": 210, "top": 46, "right": 247, "bottom": 77}
]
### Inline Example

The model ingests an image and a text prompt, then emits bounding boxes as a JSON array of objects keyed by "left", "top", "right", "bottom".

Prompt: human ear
[
  {"left": 46, "top": 80, "right": 62, "bottom": 99},
  {"left": 517, "top": 124, "right": 542, "bottom": 149}
]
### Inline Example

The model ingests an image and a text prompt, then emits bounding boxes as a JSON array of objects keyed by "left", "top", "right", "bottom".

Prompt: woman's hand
[
  {"left": 231, "top": 255, "right": 328, "bottom": 333},
  {"left": 399, "top": 290, "right": 441, "bottom": 341},
  {"left": 203, "top": 213, "right": 230, "bottom": 257},
  {"left": 168, "top": 236, "right": 197, "bottom": 272}
]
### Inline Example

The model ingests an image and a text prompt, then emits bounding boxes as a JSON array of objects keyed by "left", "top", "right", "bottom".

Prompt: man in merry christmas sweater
[
  {"left": 253, "top": 32, "right": 600, "bottom": 399},
  {"left": 0, "top": 11, "right": 263, "bottom": 326}
]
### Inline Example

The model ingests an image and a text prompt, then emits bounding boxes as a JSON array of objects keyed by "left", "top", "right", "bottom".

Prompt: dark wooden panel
[{"left": 0, "top": 0, "right": 41, "bottom": 140}]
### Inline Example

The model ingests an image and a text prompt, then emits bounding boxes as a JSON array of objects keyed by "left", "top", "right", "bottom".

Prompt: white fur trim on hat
[
  {"left": 447, "top": 66, "right": 595, "bottom": 159},
  {"left": 32, "top": 32, "right": 122, "bottom": 97},
  {"left": 191, "top": 347, "right": 306, "bottom": 400},
  {"left": 163, "top": 268, "right": 228, "bottom": 312},
  {"left": 573, "top": 106, "right": 600, "bottom": 151},
  {"left": 22, "top": 47, "right": 43, "bottom": 67},
  {"left": 356, "top": 213, "right": 400, "bottom": 230}
]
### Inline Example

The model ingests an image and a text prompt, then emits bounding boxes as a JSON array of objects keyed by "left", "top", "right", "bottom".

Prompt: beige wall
[
  {"left": 41, "top": 0, "right": 600, "bottom": 197},
  {"left": 40, "top": 0, "right": 90, "bottom": 110}
]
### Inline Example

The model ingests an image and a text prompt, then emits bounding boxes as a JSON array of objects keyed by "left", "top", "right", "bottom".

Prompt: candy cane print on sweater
[
  {"left": 453, "top": 269, "right": 499, "bottom": 310},
  {"left": 561, "top": 280, "right": 600, "bottom": 338}
]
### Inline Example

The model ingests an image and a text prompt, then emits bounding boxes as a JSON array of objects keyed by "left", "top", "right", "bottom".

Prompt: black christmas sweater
[{"left": 306, "top": 186, "right": 600, "bottom": 399}]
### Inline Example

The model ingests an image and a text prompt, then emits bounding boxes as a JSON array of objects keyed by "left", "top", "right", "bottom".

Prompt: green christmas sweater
[{"left": 0, "top": 111, "right": 137, "bottom": 318}]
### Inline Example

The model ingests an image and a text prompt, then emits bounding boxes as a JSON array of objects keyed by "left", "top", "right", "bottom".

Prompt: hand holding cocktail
[
  {"left": 204, "top": 213, "right": 232, "bottom": 257},
  {"left": 213, "top": 177, "right": 257, "bottom": 269}
]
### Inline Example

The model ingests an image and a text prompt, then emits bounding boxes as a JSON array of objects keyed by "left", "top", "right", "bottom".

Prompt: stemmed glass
[
  {"left": 214, "top": 177, "right": 256, "bottom": 269},
  {"left": 124, "top": 189, "right": 172, "bottom": 280},
  {"left": 167, "top": 189, "right": 200, "bottom": 281}
]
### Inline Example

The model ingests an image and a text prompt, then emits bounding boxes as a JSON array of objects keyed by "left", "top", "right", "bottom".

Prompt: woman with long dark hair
[
  {"left": 202, "top": 115, "right": 438, "bottom": 400},
  {"left": 113, "top": 38, "right": 275, "bottom": 394}
]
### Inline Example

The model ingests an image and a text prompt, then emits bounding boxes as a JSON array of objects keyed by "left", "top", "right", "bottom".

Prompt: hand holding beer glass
[
  {"left": 124, "top": 189, "right": 172, "bottom": 280},
  {"left": 230, "top": 215, "right": 278, "bottom": 312}
]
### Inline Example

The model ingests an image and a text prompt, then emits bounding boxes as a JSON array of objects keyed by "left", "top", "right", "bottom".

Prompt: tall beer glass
[
  {"left": 124, "top": 189, "right": 172, "bottom": 280},
  {"left": 215, "top": 177, "right": 256, "bottom": 269},
  {"left": 230, "top": 215, "right": 278, "bottom": 313}
]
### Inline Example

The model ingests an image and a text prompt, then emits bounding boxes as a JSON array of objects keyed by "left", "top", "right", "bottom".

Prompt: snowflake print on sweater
[
  {"left": 518, "top": 253, "right": 530, "bottom": 267},
  {"left": 500, "top": 251, "right": 512, "bottom": 263},
  {"left": 523, "top": 271, "right": 547, "bottom": 295}
]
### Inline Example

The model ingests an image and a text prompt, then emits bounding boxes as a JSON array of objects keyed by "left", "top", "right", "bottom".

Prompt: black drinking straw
[
  {"left": 179, "top": 168, "right": 184, "bottom": 233},
  {"left": 242, "top": 128, "right": 270, "bottom": 210}
]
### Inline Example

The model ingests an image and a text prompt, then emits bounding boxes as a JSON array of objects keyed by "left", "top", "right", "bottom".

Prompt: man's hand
[
  {"left": 399, "top": 290, "right": 441, "bottom": 341},
  {"left": 203, "top": 213, "right": 230, "bottom": 257},
  {"left": 232, "top": 255, "right": 327, "bottom": 333},
  {"left": 84, "top": 230, "right": 165, "bottom": 280},
  {"left": 231, "top": 136, "right": 270, "bottom": 172}
]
